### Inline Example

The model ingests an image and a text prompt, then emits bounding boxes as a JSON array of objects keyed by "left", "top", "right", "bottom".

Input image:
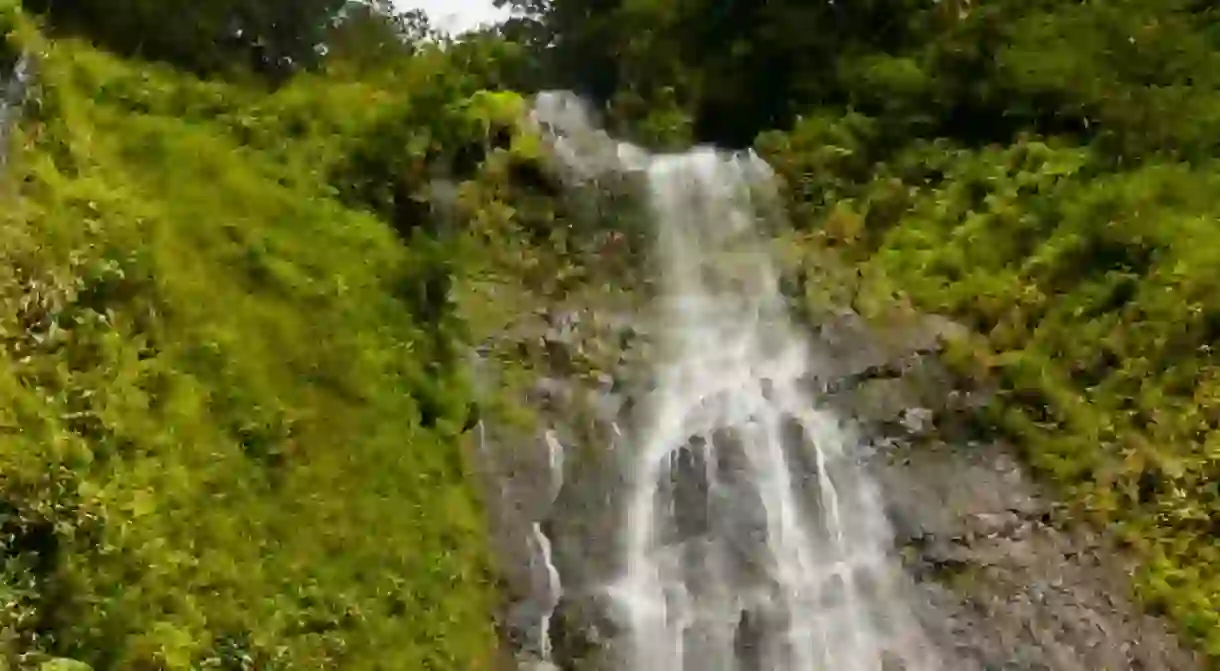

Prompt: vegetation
[
  {"left": 0, "top": 1, "right": 559, "bottom": 667},
  {"left": 8, "top": 0, "right": 1220, "bottom": 664}
]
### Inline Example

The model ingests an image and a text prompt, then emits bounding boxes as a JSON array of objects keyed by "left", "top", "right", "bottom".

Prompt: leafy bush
[
  {"left": 0, "top": 16, "right": 502, "bottom": 670},
  {"left": 21, "top": 0, "right": 346, "bottom": 81}
]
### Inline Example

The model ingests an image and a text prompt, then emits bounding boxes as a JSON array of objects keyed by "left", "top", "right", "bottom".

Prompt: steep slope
[{"left": 0, "top": 12, "right": 501, "bottom": 669}]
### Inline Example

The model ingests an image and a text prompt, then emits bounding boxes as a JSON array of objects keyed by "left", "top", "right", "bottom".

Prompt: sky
[{"left": 394, "top": 0, "right": 512, "bottom": 35}]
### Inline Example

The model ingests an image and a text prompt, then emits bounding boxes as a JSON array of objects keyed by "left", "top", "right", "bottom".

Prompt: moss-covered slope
[{"left": 0, "top": 11, "right": 504, "bottom": 669}]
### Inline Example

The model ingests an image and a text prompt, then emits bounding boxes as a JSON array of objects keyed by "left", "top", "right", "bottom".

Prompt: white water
[
  {"left": 0, "top": 51, "right": 31, "bottom": 173},
  {"left": 530, "top": 92, "right": 935, "bottom": 670},
  {"left": 534, "top": 430, "right": 566, "bottom": 662},
  {"left": 530, "top": 522, "right": 561, "bottom": 661},
  {"left": 474, "top": 418, "right": 565, "bottom": 668}
]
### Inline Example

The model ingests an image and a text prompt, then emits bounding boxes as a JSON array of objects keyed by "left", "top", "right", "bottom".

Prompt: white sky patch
[{"left": 393, "top": 0, "right": 512, "bottom": 34}]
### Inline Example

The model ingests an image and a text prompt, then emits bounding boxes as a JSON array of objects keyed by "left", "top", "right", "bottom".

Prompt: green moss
[{"left": 0, "top": 20, "right": 498, "bottom": 671}]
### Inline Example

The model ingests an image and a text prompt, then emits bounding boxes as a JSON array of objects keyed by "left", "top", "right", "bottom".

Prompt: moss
[{"left": 0, "top": 17, "right": 501, "bottom": 671}]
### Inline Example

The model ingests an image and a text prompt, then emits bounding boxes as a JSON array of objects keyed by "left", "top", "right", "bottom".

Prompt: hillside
[{"left": 0, "top": 5, "right": 532, "bottom": 668}]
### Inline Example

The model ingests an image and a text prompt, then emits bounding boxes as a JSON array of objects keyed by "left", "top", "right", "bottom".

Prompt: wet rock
[
  {"left": 530, "top": 376, "right": 572, "bottom": 411},
  {"left": 784, "top": 302, "right": 1200, "bottom": 669},
  {"left": 543, "top": 332, "right": 575, "bottom": 373},
  {"left": 967, "top": 511, "right": 1021, "bottom": 539},
  {"left": 590, "top": 388, "right": 625, "bottom": 425},
  {"left": 828, "top": 377, "right": 917, "bottom": 429},
  {"left": 812, "top": 309, "right": 895, "bottom": 380},
  {"left": 874, "top": 438, "right": 1201, "bottom": 670},
  {"left": 593, "top": 371, "right": 615, "bottom": 392},
  {"left": 898, "top": 313, "right": 972, "bottom": 355},
  {"left": 668, "top": 441, "right": 712, "bottom": 543},
  {"left": 550, "top": 594, "right": 618, "bottom": 671},
  {"left": 733, "top": 607, "right": 766, "bottom": 671},
  {"left": 900, "top": 407, "right": 934, "bottom": 436},
  {"left": 777, "top": 414, "right": 820, "bottom": 489}
]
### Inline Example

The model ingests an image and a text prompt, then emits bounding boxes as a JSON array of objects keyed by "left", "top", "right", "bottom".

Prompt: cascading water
[
  {"left": 0, "top": 51, "right": 31, "bottom": 173},
  {"left": 527, "top": 92, "right": 938, "bottom": 670},
  {"left": 475, "top": 415, "right": 567, "bottom": 669},
  {"left": 616, "top": 153, "right": 935, "bottom": 671},
  {"left": 534, "top": 429, "right": 566, "bottom": 662}
]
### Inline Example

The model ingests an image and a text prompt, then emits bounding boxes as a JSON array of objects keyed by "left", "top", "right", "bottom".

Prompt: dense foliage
[
  {"left": 17, "top": 0, "right": 452, "bottom": 83},
  {"left": 500, "top": 0, "right": 1220, "bottom": 152}
]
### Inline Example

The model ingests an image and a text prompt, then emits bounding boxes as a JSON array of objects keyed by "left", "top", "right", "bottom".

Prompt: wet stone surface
[
  {"left": 812, "top": 309, "right": 1202, "bottom": 671},
  {"left": 475, "top": 301, "right": 1202, "bottom": 670}
]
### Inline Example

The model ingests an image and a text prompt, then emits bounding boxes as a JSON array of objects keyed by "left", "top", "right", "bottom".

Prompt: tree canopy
[
  {"left": 497, "top": 0, "right": 1220, "bottom": 152},
  {"left": 20, "top": 0, "right": 444, "bottom": 82}
]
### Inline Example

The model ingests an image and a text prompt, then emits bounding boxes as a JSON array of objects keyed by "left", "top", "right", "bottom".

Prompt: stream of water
[
  {"left": 0, "top": 51, "right": 31, "bottom": 174},
  {"left": 518, "top": 92, "right": 936, "bottom": 670},
  {"left": 0, "top": 51, "right": 31, "bottom": 175}
]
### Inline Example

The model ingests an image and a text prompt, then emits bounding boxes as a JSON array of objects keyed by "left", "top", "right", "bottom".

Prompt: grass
[{"left": 0, "top": 17, "right": 500, "bottom": 670}]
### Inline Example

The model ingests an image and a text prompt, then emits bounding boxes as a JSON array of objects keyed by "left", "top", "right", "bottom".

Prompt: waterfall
[
  {"left": 527, "top": 92, "right": 936, "bottom": 670},
  {"left": 0, "top": 50, "right": 31, "bottom": 174},
  {"left": 534, "top": 429, "right": 566, "bottom": 662},
  {"left": 476, "top": 417, "right": 567, "bottom": 669}
]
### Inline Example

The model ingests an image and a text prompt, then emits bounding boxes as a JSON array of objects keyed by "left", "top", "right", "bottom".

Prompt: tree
[
  {"left": 492, "top": 0, "right": 937, "bottom": 146},
  {"left": 325, "top": 1, "right": 440, "bottom": 75},
  {"left": 23, "top": 0, "right": 347, "bottom": 81}
]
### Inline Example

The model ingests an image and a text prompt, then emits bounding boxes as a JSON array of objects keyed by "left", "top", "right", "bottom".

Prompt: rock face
[
  {"left": 472, "top": 301, "right": 642, "bottom": 671},
  {"left": 474, "top": 299, "right": 1202, "bottom": 670},
  {"left": 810, "top": 308, "right": 1201, "bottom": 671}
]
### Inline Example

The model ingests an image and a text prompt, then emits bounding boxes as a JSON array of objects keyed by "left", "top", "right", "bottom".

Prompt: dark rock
[
  {"left": 543, "top": 333, "right": 574, "bottom": 373},
  {"left": 551, "top": 594, "right": 617, "bottom": 671},
  {"left": 829, "top": 377, "right": 917, "bottom": 428},
  {"left": 668, "top": 441, "right": 711, "bottom": 544},
  {"left": 529, "top": 377, "right": 571, "bottom": 410},
  {"left": 733, "top": 607, "right": 766, "bottom": 671}
]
